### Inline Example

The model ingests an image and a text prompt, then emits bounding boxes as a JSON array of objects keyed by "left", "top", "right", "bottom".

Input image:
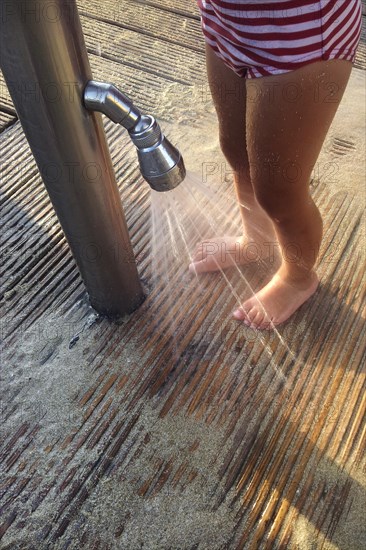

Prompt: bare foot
[
  {"left": 233, "top": 270, "right": 319, "bottom": 329},
  {"left": 189, "top": 236, "right": 273, "bottom": 274}
]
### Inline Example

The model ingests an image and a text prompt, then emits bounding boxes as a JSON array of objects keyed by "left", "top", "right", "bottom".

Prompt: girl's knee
[
  {"left": 219, "top": 133, "right": 250, "bottom": 179},
  {"left": 254, "top": 186, "right": 301, "bottom": 221},
  {"left": 254, "top": 185, "right": 318, "bottom": 226}
]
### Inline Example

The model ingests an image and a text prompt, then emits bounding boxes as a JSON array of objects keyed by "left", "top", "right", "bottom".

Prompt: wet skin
[{"left": 190, "top": 45, "right": 352, "bottom": 329}]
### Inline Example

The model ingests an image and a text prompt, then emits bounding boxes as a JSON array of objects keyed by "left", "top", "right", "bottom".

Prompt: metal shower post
[{"left": 0, "top": 0, "right": 145, "bottom": 316}]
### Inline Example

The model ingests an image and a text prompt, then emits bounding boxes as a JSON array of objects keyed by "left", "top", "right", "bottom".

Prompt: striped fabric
[{"left": 197, "top": 0, "right": 362, "bottom": 78}]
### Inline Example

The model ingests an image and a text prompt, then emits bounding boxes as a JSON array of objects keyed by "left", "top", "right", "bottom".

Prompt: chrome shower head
[
  {"left": 84, "top": 81, "right": 186, "bottom": 192},
  {"left": 129, "top": 115, "right": 185, "bottom": 192}
]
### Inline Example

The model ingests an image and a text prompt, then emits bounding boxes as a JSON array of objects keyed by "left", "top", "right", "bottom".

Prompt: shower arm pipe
[
  {"left": 83, "top": 81, "right": 142, "bottom": 130},
  {"left": 83, "top": 81, "right": 186, "bottom": 193},
  {"left": 0, "top": 0, "right": 144, "bottom": 317}
]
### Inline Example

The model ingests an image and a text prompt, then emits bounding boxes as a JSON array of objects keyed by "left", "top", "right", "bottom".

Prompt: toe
[
  {"left": 233, "top": 298, "right": 256, "bottom": 322},
  {"left": 189, "top": 262, "right": 201, "bottom": 274},
  {"left": 233, "top": 307, "right": 245, "bottom": 321},
  {"left": 249, "top": 310, "right": 263, "bottom": 328},
  {"left": 189, "top": 259, "right": 218, "bottom": 274},
  {"left": 192, "top": 245, "right": 205, "bottom": 262},
  {"left": 256, "top": 311, "right": 278, "bottom": 329},
  {"left": 233, "top": 306, "right": 245, "bottom": 320}
]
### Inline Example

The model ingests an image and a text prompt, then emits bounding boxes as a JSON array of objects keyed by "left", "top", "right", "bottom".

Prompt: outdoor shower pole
[{"left": 0, "top": 0, "right": 145, "bottom": 316}]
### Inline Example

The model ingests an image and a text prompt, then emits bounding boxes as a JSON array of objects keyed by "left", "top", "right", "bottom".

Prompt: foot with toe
[
  {"left": 233, "top": 270, "right": 319, "bottom": 329},
  {"left": 189, "top": 236, "right": 271, "bottom": 274}
]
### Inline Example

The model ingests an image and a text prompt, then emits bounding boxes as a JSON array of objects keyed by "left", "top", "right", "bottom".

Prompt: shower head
[
  {"left": 129, "top": 115, "right": 185, "bottom": 192},
  {"left": 83, "top": 81, "right": 186, "bottom": 192}
]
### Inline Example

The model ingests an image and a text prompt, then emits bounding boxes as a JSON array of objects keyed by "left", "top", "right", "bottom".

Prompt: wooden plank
[
  {"left": 0, "top": 69, "right": 17, "bottom": 130},
  {"left": 0, "top": 70, "right": 16, "bottom": 113},
  {"left": 76, "top": 0, "right": 204, "bottom": 52},
  {"left": 80, "top": 15, "right": 205, "bottom": 85},
  {"left": 354, "top": 44, "right": 366, "bottom": 70},
  {"left": 132, "top": 0, "right": 200, "bottom": 19},
  {"left": 0, "top": 111, "right": 16, "bottom": 132}
]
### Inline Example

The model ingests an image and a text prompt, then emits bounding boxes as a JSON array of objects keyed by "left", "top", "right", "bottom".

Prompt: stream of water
[{"left": 149, "top": 170, "right": 298, "bottom": 380}]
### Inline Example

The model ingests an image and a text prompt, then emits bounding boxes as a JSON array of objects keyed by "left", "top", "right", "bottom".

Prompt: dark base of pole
[{"left": 91, "top": 288, "right": 146, "bottom": 319}]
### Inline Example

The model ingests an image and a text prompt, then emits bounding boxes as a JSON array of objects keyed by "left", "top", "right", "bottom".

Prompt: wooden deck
[{"left": 1, "top": 1, "right": 365, "bottom": 549}]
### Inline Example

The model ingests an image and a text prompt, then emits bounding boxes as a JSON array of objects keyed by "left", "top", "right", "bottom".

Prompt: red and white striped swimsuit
[{"left": 197, "top": 0, "right": 362, "bottom": 78}]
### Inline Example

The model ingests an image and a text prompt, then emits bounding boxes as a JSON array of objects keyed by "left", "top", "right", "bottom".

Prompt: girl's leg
[
  {"left": 190, "top": 45, "right": 276, "bottom": 273},
  {"left": 233, "top": 59, "right": 353, "bottom": 328}
]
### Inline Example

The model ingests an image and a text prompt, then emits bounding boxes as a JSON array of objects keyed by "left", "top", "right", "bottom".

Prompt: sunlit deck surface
[{"left": 1, "top": 1, "right": 365, "bottom": 549}]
